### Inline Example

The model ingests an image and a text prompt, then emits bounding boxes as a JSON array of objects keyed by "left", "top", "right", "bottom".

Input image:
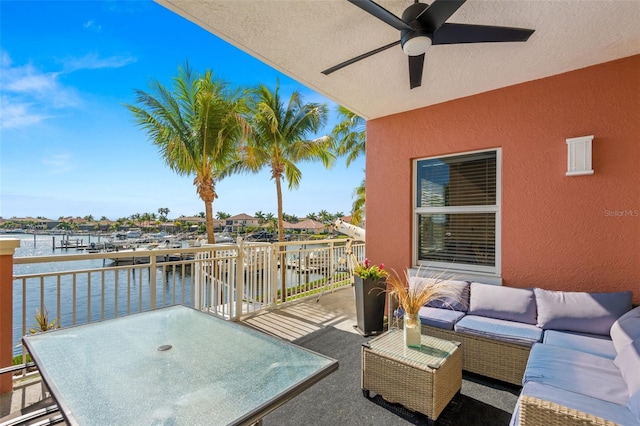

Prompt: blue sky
[{"left": 0, "top": 0, "right": 364, "bottom": 221}]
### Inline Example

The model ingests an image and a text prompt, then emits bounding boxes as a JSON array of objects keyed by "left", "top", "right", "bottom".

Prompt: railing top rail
[
  {"left": 13, "top": 245, "right": 237, "bottom": 265},
  {"left": 272, "top": 238, "right": 353, "bottom": 247},
  {"left": 13, "top": 239, "right": 363, "bottom": 265}
]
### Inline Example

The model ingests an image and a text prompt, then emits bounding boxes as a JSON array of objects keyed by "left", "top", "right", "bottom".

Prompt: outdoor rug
[{"left": 264, "top": 326, "right": 521, "bottom": 426}]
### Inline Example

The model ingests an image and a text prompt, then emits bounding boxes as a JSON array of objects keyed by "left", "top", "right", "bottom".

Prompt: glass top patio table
[{"left": 22, "top": 305, "right": 338, "bottom": 426}]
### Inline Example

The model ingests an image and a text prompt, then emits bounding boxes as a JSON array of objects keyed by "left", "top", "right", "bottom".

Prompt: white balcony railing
[{"left": 9, "top": 238, "right": 365, "bottom": 379}]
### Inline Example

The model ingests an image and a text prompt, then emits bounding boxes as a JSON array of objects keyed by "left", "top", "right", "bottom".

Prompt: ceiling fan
[{"left": 322, "top": 0, "right": 535, "bottom": 89}]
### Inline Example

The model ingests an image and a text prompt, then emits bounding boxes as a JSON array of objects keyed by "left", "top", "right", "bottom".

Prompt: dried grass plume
[{"left": 386, "top": 268, "right": 463, "bottom": 316}]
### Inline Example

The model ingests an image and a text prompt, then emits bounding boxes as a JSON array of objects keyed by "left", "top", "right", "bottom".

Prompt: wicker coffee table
[{"left": 361, "top": 330, "right": 462, "bottom": 423}]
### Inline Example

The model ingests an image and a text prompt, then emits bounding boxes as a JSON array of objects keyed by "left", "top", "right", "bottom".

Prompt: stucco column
[{"left": 0, "top": 239, "right": 20, "bottom": 394}]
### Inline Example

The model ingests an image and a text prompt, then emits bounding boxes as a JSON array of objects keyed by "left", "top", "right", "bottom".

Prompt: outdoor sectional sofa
[{"left": 407, "top": 276, "right": 639, "bottom": 425}]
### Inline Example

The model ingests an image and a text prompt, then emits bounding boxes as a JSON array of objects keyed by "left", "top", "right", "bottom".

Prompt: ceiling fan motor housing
[{"left": 401, "top": 2, "right": 433, "bottom": 55}]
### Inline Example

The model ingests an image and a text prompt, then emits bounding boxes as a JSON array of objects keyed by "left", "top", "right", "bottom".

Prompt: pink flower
[
  {"left": 363, "top": 258, "right": 370, "bottom": 267},
  {"left": 380, "top": 263, "right": 385, "bottom": 269}
]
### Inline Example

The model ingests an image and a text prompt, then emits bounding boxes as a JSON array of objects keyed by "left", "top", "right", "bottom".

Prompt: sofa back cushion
[
  {"left": 614, "top": 336, "right": 640, "bottom": 398},
  {"left": 611, "top": 306, "right": 640, "bottom": 354},
  {"left": 535, "top": 288, "right": 632, "bottom": 336},
  {"left": 468, "top": 283, "right": 537, "bottom": 324}
]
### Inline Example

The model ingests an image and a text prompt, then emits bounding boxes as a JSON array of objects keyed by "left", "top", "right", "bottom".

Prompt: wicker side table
[{"left": 361, "top": 330, "right": 462, "bottom": 423}]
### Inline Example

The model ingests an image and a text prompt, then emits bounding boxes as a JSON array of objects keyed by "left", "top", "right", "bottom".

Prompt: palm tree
[
  {"left": 265, "top": 212, "right": 276, "bottom": 232},
  {"left": 127, "top": 62, "right": 247, "bottom": 243},
  {"left": 130, "top": 213, "right": 141, "bottom": 229},
  {"left": 283, "top": 213, "right": 299, "bottom": 224},
  {"left": 254, "top": 210, "right": 266, "bottom": 224},
  {"left": 215, "top": 212, "right": 230, "bottom": 220},
  {"left": 157, "top": 208, "right": 170, "bottom": 222},
  {"left": 317, "top": 209, "right": 332, "bottom": 224},
  {"left": 351, "top": 180, "right": 366, "bottom": 225},
  {"left": 331, "top": 107, "right": 366, "bottom": 224},
  {"left": 240, "top": 82, "right": 334, "bottom": 242},
  {"left": 332, "top": 106, "right": 365, "bottom": 167}
]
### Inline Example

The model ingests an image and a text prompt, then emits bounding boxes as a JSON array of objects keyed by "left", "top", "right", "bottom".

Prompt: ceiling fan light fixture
[{"left": 402, "top": 35, "right": 432, "bottom": 56}]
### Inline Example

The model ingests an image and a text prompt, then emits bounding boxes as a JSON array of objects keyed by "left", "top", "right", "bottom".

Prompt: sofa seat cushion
[
  {"left": 611, "top": 306, "right": 640, "bottom": 354},
  {"left": 509, "top": 381, "right": 640, "bottom": 426},
  {"left": 454, "top": 315, "right": 543, "bottom": 347},
  {"left": 543, "top": 330, "right": 617, "bottom": 359},
  {"left": 630, "top": 390, "right": 640, "bottom": 422},
  {"left": 410, "top": 276, "right": 470, "bottom": 312},
  {"left": 524, "top": 343, "right": 629, "bottom": 406},
  {"left": 534, "top": 288, "right": 632, "bottom": 336},
  {"left": 468, "top": 283, "right": 537, "bottom": 324},
  {"left": 418, "top": 306, "right": 466, "bottom": 330}
]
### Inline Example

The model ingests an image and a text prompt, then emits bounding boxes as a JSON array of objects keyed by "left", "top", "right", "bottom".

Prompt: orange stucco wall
[{"left": 366, "top": 55, "right": 640, "bottom": 303}]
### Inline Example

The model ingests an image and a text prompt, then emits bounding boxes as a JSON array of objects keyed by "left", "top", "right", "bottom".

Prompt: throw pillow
[{"left": 611, "top": 306, "right": 640, "bottom": 354}]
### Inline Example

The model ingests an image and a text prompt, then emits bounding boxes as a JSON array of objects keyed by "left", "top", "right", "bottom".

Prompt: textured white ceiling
[{"left": 157, "top": 0, "right": 640, "bottom": 120}]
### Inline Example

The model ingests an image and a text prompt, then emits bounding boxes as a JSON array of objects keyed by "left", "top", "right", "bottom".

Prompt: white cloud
[
  {"left": 0, "top": 51, "right": 82, "bottom": 130},
  {"left": 0, "top": 98, "right": 51, "bottom": 129},
  {"left": 62, "top": 52, "right": 136, "bottom": 72},
  {"left": 0, "top": 49, "right": 135, "bottom": 131},
  {"left": 0, "top": 51, "right": 11, "bottom": 67},
  {"left": 83, "top": 20, "right": 102, "bottom": 32},
  {"left": 42, "top": 154, "right": 73, "bottom": 175}
]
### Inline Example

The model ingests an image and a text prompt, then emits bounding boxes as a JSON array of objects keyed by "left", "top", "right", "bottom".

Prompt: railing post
[
  {"left": 0, "top": 239, "right": 20, "bottom": 394},
  {"left": 234, "top": 239, "right": 245, "bottom": 321},
  {"left": 149, "top": 254, "right": 157, "bottom": 310},
  {"left": 193, "top": 251, "right": 203, "bottom": 310},
  {"left": 329, "top": 241, "right": 335, "bottom": 290},
  {"left": 269, "top": 244, "right": 279, "bottom": 308}
]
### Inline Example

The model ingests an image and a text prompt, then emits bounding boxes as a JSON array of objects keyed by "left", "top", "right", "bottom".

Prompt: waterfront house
[
  {"left": 226, "top": 213, "right": 260, "bottom": 233},
  {"left": 157, "top": 0, "right": 639, "bottom": 302},
  {"left": 289, "top": 218, "right": 327, "bottom": 235}
]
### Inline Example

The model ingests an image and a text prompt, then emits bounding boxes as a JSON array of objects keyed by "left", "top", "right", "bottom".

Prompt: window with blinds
[{"left": 414, "top": 150, "right": 500, "bottom": 273}]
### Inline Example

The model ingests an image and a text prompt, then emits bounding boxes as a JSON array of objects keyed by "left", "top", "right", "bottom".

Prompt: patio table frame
[{"left": 23, "top": 305, "right": 338, "bottom": 425}]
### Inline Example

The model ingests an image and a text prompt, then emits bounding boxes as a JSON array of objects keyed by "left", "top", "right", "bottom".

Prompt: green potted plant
[
  {"left": 353, "top": 258, "right": 389, "bottom": 336},
  {"left": 29, "top": 307, "right": 58, "bottom": 334}
]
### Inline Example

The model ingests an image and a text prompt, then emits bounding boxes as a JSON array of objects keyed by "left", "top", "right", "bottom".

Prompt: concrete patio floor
[
  {"left": 243, "top": 286, "right": 361, "bottom": 341},
  {"left": 0, "top": 287, "right": 361, "bottom": 425}
]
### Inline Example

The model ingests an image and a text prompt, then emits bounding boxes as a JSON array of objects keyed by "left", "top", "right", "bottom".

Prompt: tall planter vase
[
  {"left": 353, "top": 276, "right": 386, "bottom": 336},
  {"left": 403, "top": 312, "right": 422, "bottom": 348}
]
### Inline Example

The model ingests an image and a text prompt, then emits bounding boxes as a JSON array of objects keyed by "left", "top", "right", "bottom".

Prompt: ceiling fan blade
[
  {"left": 347, "top": 0, "right": 412, "bottom": 31},
  {"left": 416, "top": 0, "right": 466, "bottom": 30},
  {"left": 433, "top": 23, "right": 535, "bottom": 44},
  {"left": 322, "top": 40, "right": 400, "bottom": 75},
  {"left": 408, "top": 54, "right": 425, "bottom": 89}
]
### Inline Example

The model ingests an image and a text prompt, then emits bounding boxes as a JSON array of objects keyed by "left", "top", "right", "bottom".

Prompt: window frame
[{"left": 412, "top": 148, "right": 502, "bottom": 276}]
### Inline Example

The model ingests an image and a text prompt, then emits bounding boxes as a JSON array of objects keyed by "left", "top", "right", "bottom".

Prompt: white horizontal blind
[
  {"left": 415, "top": 151, "right": 498, "bottom": 271},
  {"left": 417, "top": 213, "right": 495, "bottom": 266}
]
